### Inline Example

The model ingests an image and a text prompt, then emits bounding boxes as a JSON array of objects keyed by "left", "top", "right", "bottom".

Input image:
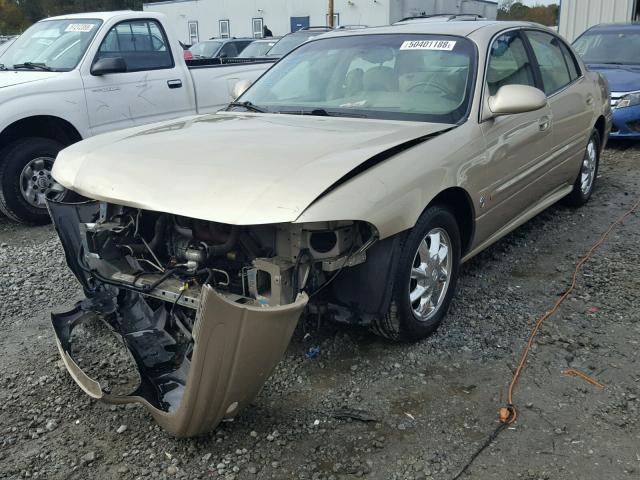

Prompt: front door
[
  {"left": 478, "top": 30, "right": 553, "bottom": 239},
  {"left": 290, "top": 16, "right": 310, "bottom": 32},
  {"left": 82, "top": 19, "right": 194, "bottom": 135}
]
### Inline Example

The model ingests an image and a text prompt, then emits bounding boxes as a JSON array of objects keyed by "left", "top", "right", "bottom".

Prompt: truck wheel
[
  {"left": 0, "top": 137, "right": 68, "bottom": 225},
  {"left": 372, "top": 206, "right": 461, "bottom": 342}
]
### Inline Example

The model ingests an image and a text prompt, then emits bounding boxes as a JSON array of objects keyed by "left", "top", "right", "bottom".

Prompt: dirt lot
[{"left": 1, "top": 143, "right": 639, "bottom": 480}]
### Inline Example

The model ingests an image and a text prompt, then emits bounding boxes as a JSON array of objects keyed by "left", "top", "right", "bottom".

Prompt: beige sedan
[{"left": 48, "top": 20, "right": 611, "bottom": 436}]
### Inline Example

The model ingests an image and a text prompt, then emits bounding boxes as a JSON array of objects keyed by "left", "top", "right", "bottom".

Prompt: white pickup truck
[{"left": 0, "top": 11, "right": 273, "bottom": 224}]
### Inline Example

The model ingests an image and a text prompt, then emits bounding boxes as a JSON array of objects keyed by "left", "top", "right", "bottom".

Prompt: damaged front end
[{"left": 48, "top": 200, "right": 375, "bottom": 436}]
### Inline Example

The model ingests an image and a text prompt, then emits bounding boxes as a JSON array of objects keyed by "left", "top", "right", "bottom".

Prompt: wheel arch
[
  {"left": 0, "top": 116, "right": 82, "bottom": 155},
  {"left": 426, "top": 186, "right": 476, "bottom": 256},
  {"left": 593, "top": 115, "right": 606, "bottom": 148}
]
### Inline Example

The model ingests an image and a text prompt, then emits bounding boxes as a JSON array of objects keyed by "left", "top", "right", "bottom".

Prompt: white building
[
  {"left": 142, "top": 0, "right": 497, "bottom": 45},
  {"left": 559, "top": 0, "right": 640, "bottom": 41}
]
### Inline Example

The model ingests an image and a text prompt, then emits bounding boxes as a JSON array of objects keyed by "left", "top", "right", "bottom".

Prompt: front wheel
[
  {"left": 372, "top": 206, "right": 461, "bottom": 342},
  {"left": 0, "top": 137, "right": 68, "bottom": 225},
  {"left": 564, "top": 129, "right": 600, "bottom": 207}
]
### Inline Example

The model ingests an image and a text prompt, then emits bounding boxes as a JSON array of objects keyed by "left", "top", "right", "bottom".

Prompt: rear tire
[
  {"left": 0, "top": 137, "right": 68, "bottom": 225},
  {"left": 564, "top": 129, "right": 600, "bottom": 207},
  {"left": 372, "top": 206, "right": 461, "bottom": 342}
]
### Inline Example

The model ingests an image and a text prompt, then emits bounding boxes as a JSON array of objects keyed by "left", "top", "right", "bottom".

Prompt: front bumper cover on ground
[{"left": 48, "top": 200, "right": 308, "bottom": 437}]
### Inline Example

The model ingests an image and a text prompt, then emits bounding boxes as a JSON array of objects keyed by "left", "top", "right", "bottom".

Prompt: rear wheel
[
  {"left": 372, "top": 206, "right": 461, "bottom": 342},
  {"left": 0, "top": 137, "right": 68, "bottom": 225},
  {"left": 564, "top": 129, "right": 600, "bottom": 207}
]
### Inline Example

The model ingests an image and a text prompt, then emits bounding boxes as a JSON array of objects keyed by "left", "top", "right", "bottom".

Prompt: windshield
[
  {"left": 266, "top": 33, "right": 316, "bottom": 57},
  {"left": 240, "top": 34, "right": 475, "bottom": 123},
  {"left": 573, "top": 30, "right": 640, "bottom": 65},
  {"left": 0, "top": 19, "right": 102, "bottom": 71},
  {"left": 238, "top": 40, "right": 277, "bottom": 58},
  {"left": 189, "top": 41, "right": 223, "bottom": 58}
]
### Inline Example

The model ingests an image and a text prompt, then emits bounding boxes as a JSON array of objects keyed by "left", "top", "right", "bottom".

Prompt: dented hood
[{"left": 53, "top": 112, "right": 453, "bottom": 225}]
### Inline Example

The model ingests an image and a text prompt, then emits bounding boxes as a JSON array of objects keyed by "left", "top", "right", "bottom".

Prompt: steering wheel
[{"left": 407, "top": 82, "right": 452, "bottom": 96}]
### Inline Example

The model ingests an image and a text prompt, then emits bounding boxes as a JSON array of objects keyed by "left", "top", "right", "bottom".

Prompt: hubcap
[
  {"left": 580, "top": 139, "right": 597, "bottom": 195},
  {"left": 20, "top": 157, "right": 65, "bottom": 208},
  {"left": 409, "top": 228, "right": 453, "bottom": 322}
]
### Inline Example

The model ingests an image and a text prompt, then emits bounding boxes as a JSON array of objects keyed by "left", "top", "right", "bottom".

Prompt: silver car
[{"left": 48, "top": 20, "right": 611, "bottom": 436}]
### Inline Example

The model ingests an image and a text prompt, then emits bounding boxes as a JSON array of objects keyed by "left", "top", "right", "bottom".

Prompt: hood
[
  {"left": 586, "top": 64, "right": 640, "bottom": 93},
  {"left": 53, "top": 112, "right": 453, "bottom": 225},
  {"left": 0, "top": 70, "right": 61, "bottom": 89}
]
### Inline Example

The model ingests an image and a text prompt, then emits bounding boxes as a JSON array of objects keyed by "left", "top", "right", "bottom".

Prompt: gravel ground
[{"left": 1, "top": 142, "right": 639, "bottom": 480}]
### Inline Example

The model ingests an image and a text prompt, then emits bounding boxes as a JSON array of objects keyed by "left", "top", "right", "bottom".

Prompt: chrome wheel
[
  {"left": 20, "top": 157, "right": 65, "bottom": 208},
  {"left": 409, "top": 228, "right": 453, "bottom": 322},
  {"left": 580, "top": 138, "right": 597, "bottom": 195}
]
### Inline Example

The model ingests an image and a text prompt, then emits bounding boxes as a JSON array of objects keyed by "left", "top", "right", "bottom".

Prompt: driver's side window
[
  {"left": 95, "top": 19, "right": 173, "bottom": 72},
  {"left": 487, "top": 31, "right": 536, "bottom": 96}
]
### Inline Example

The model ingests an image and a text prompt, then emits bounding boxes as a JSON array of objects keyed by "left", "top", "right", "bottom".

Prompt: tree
[
  {"left": 1, "top": 0, "right": 145, "bottom": 33},
  {"left": 497, "top": 1, "right": 559, "bottom": 26},
  {"left": 0, "top": 0, "right": 30, "bottom": 34}
]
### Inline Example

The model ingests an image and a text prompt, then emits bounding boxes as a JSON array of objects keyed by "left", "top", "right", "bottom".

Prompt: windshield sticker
[
  {"left": 400, "top": 40, "right": 457, "bottom": 51},
  {"left": 65, "top": 23, "right": 95, "bottom": 33}
]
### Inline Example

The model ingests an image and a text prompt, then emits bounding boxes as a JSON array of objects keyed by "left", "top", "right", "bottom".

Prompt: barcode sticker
[
  {"left": 65, "top": 23, "right": 95, "bottom": 33},
  {"left": 400, "top": 40, "right": 457, "bottom": 51}
]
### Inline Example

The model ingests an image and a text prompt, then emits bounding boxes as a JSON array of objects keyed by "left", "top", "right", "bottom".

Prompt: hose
[
  {"left": 206, "top": 226, "right": 239, "bottom": 259},
  {"left": 148, "top": 215, "right": 168, "bottom": 251}
]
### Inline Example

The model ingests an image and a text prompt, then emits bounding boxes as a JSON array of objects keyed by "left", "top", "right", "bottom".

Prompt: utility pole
[{"left": 328, "top": 0, "right": 334, "bottom": 27}]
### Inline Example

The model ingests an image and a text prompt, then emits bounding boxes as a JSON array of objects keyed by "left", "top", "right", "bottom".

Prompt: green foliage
[
  {"left": 498, "top": 1, "right": 559, "bottom": 26},
  {"left": 0, "top": 0, "right": 144, "bottom": 34}
]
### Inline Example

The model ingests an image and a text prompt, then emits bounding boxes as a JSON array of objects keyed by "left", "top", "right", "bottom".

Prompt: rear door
[
  {"left": 524, "top": 29, "right": 593, "bottom": 186},
  {"left": 479, "top": 29, "right": 553, "bottom": 231},
  {"left": 82, "top": 18, "right": 195, "bottom": 134}
]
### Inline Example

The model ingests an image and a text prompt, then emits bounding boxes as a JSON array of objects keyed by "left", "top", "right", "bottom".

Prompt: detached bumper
[
  {"left": 52, "top": 289, "right": 307, "bottom": 437},
  {"left": 48, "top": 200, "right": 307, "bottom": 437}
]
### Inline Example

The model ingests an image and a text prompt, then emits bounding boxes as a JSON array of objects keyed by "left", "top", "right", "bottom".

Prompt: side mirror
[
  {"left": 487, "top": 85, "right": 547, "bottom": 118},
  {"left": 231, "top": 79, "right": 252, "bottom": 100},
  {"left": 91, "top": 57, "right": 127, "bottom": 76}
]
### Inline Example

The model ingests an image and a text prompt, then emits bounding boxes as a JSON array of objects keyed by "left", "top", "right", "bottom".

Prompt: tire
[
  {"left": 0, "top": 137, "right": 68, "bottom": 225},
  {"left": 372, "top": 205, "right": 461, "bottom": 342},
  {"left": 564, "top": 129, "right": 600, "bottom": 207}
]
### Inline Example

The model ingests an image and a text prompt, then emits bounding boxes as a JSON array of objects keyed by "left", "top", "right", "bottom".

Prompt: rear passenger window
[
  {"left": 96, "top": 20, "right": 173, "bottom": 72},
  {"left": 526, "top": 30, "right": 573, "bottom": 95},
  {"left": 559, "top": 41, "right": 581, "bottom": 81},
  {"left": 487, "top": 31, "right": 536, "bottom": 96}
]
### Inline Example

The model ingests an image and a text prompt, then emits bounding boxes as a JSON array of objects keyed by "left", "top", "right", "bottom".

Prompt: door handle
[
  {"left": 538, "top": 116, "right": 550, "bottom": 132},
  {"left": 586, "top": 96, "right": 594, "bottom": 106},
  {"left": 167, "top": 79, "right": 182, "bottom": 89}
]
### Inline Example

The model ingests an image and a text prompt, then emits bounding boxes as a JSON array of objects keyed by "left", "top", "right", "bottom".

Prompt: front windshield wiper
[
  {"left": 276, "top": 108, "right": 331, "bottom": 116},
  {"left": 276, "top": 108, "right": 368, "bottom": 118},
  {"left": 227, "top": 101, "right": 267, "bottom": 113},
  {"left": 13, "top": 62, "right": 53, "bottom": 71}
]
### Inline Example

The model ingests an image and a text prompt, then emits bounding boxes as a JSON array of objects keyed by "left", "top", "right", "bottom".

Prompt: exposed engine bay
[
  {"left": 48, "top": 200, "right": 376, "bottom": 436},
  {"left": 78, "top": 202, "right": 374, "bottom": 308}
]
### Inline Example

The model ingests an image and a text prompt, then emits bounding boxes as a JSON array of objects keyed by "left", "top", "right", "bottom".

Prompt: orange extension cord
[
  {"left": 452, "top": 197, "right": 640, "bottom": 480},
  {"left": 499, "top": 197, "right": 640, "bottom": 425}
]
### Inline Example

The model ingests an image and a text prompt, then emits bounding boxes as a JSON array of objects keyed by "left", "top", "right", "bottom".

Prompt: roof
[
  {"left": 44, "top": 10, "right": 163, "bottom": 22},
  {"left": 323, "top": 20, "right": 540, "bottom": 39},
  {"left": 584, "top": 22, "right": 640, "bottom": 31}
]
